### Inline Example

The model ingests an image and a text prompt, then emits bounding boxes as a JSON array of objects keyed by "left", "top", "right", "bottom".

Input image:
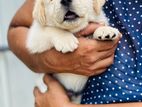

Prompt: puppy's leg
[
  {"left": 93, "top": 26, "right": 120, "bottom": 40},
  {"left": 36, "top": 74, "right": 48, "bottom": 93},
  {"left": 27, "top": 25, "right": 79, "bottom": 54},
  {"left": 26, "top": 23, "right": 53, "bottom": 54},
  {"left": 51, "top": 29, "right": 79, "bottom": 53}
]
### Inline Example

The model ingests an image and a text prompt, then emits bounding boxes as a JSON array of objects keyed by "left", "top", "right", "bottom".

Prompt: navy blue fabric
[{"left": 81, "top": 0, "right": 142, "bottom": 104}]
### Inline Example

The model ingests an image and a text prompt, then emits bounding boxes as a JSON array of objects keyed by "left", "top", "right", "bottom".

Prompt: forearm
[
  {"left": 8, "top": 26, "right": 50, "bottom": 72},
  {"left": 7, "top": 0, "right": 78, "bottom": 73},
  {"left": 7, "top": 0, "right": 54, "bottom": 73},
  {"left": 72, "top": 103, "right": 142, "bottom": 107},
  {"left": 8, "top": 26, "right": 77, "bottom": 73},
  {"left": 7, "top": 0, "right": 119, "bottom": 76}
]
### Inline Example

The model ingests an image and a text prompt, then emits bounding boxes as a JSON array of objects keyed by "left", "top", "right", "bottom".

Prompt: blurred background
[{"left": 0, "top": 0, "right": 37, "bottom": 107}]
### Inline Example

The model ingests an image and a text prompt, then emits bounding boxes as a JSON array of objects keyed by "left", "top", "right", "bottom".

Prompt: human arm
[
  {"left": 34, "top": 75, "right": 142, "bottom": 107},
  {"left": 8, "top": 0, "right": 119, "bottom": 75}
]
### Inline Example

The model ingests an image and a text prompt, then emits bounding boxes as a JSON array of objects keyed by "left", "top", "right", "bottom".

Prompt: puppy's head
[{"left": 33, "top": 0, "right": 106, "bottom": 32}]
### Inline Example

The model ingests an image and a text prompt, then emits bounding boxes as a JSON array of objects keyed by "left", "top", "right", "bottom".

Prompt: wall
[{"left": 0, "top": 0, "right": 37, "bottom": 107}]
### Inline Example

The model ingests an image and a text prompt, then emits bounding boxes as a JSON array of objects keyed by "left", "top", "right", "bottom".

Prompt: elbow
[{"left": 7, "top": 25, "right": 15, "bottom": 51}]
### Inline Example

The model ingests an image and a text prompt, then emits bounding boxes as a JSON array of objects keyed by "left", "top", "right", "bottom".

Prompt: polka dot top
[{"left": 81, "top": 0, "right": 142, "bottom": 104}]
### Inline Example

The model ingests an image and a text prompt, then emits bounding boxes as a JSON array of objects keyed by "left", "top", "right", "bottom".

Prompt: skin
[
  {"left": 8, "top": 0, "right": 120, "bottom": 76},
  {"left": 8, "top": 0, "right": 140, "bottom": 107},
  {"left": 34, "top": 75, "right": 142, "bottom": 107}
]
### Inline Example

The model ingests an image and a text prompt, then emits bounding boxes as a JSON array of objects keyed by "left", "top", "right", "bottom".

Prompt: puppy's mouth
[{"left": 64, "top": 11, "right": 79, "bottom": 21}]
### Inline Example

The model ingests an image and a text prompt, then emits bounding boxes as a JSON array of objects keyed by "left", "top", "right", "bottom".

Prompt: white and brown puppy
[{"left": 27, "top": 0, "right": 120, "bottom": 103}]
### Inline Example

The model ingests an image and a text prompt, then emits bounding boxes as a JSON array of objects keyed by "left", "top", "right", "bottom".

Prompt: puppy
[{"left": 27, "top": 0, "right": 120, "bottom": 103}]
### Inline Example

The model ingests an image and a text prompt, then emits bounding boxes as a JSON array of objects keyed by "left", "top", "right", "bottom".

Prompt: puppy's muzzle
[
  {"left": 64, "top": 11, "right": 79, "bottom": 21},
  {"left": 61, "top": 0, "right": 72, "bottom": 7}
]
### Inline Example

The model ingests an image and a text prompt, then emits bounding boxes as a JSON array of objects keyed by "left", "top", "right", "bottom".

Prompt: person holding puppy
[{"left": 8, "top": 0, "right": 142, "bottom": 107}]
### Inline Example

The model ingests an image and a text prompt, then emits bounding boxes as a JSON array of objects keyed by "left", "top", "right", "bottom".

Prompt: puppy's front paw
[
  {"left": 53, "top": 35, "right": 79, "bottom": 53},
  {"left": 93, "top": 26, "right": 120, "bottom": 40}
]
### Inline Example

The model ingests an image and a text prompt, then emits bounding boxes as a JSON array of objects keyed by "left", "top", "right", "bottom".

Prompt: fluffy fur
[{"left": 27, "top": 0, "right": 120, "bottom": 103}]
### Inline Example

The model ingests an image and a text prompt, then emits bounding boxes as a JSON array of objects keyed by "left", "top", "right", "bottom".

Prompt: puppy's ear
[
  {"left": 33, "top": 0, "right": 47, "bottom": 26},
  {"left": 93, "top": 0, "right": 106, "bottom": 15}
]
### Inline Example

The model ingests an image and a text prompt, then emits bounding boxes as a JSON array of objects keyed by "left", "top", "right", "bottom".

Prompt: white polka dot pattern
[{"left": 81, "top": 0, "right": 142, "bottom": 104}]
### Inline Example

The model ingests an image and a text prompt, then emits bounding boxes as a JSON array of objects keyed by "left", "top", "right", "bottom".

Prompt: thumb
[
  {"left": 76, "top": 22, "right": 104, "bottom": 37},
  {"left": 33, "top": 87, "right": 42, "bottom": 97},
  {"left": 43, "top": 74, "right": 57, "bottom": 88}
]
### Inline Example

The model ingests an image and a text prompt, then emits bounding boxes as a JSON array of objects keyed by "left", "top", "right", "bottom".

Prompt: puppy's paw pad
[
  {"left": 93, "top": 26, "right": 120, "bottom": 40},
  {"left": 54, "top": 36, "right": 79, "bottom": 53}
]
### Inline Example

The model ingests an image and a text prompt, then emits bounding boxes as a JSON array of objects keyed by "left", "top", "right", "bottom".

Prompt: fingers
[
  {"left": 78, "top": 34, "right": 121, "bottom": 53},
  {"left": 34, "top": 87, "right": 42, "bottom": 97},
  {"left": 80, "top": 41, "right": 117, "bottom": 65},
  {"left": 97, "top": 44, "right": 117, "bottom": 60},
  {"left": 43, "top": 74, "right": 55, "bottom": 86},
  {"left": 34, "top": 87, "right": 43, "bottom": 107},
  {"left": 92, "top": 68, "right": 107, "bottom": 76},
  {"left": 76, "top": 22, "right": 104, "bottom": 37},
  {"left": 89, "top": 54, "right": 114, "bottom": 72},
  {"left": 77, "top": 49, "right": 115, "bottom": 76},
  {"left": 43, "top": 74, "right": 63, "bottom": 91},
  {"left": 75, "top": 67, "right": 107, "bottom": 76}
]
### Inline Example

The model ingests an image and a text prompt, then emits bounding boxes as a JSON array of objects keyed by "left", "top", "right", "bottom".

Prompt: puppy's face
[
  {"left": 46, "top": 0, "right": 92, "bottom": 31},
  {"left": 33, "top": 0, "right": 105, "bottom": 32}
]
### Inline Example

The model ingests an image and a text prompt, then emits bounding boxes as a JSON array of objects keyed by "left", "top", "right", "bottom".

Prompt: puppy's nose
[{"left": 61, "top": 0, "right": 72, "bottom": 7}]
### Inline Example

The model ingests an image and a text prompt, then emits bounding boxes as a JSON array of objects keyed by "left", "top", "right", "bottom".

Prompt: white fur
[
  {"left": 93, "top": 26, "right": 120, "bottom": 40},
  {"left": 27, "top": 0, "right": 120, "bottom": 103}
]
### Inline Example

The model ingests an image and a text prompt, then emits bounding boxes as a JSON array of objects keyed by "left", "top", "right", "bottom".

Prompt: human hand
[
  {"left": 33, "top": 76, "right": 142, "bottom": 107},
  {"left": 34, "top": 23, "right": 121, "bottom": 76},
  {"left": 34, "top": 75, "right": 73, "bottom": 107},
  {"left": 75, "top": 22, "right": 105, "bottom": 37},
  {"left": 8, "top": 0, "right": 120, "bottom": 76}
]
